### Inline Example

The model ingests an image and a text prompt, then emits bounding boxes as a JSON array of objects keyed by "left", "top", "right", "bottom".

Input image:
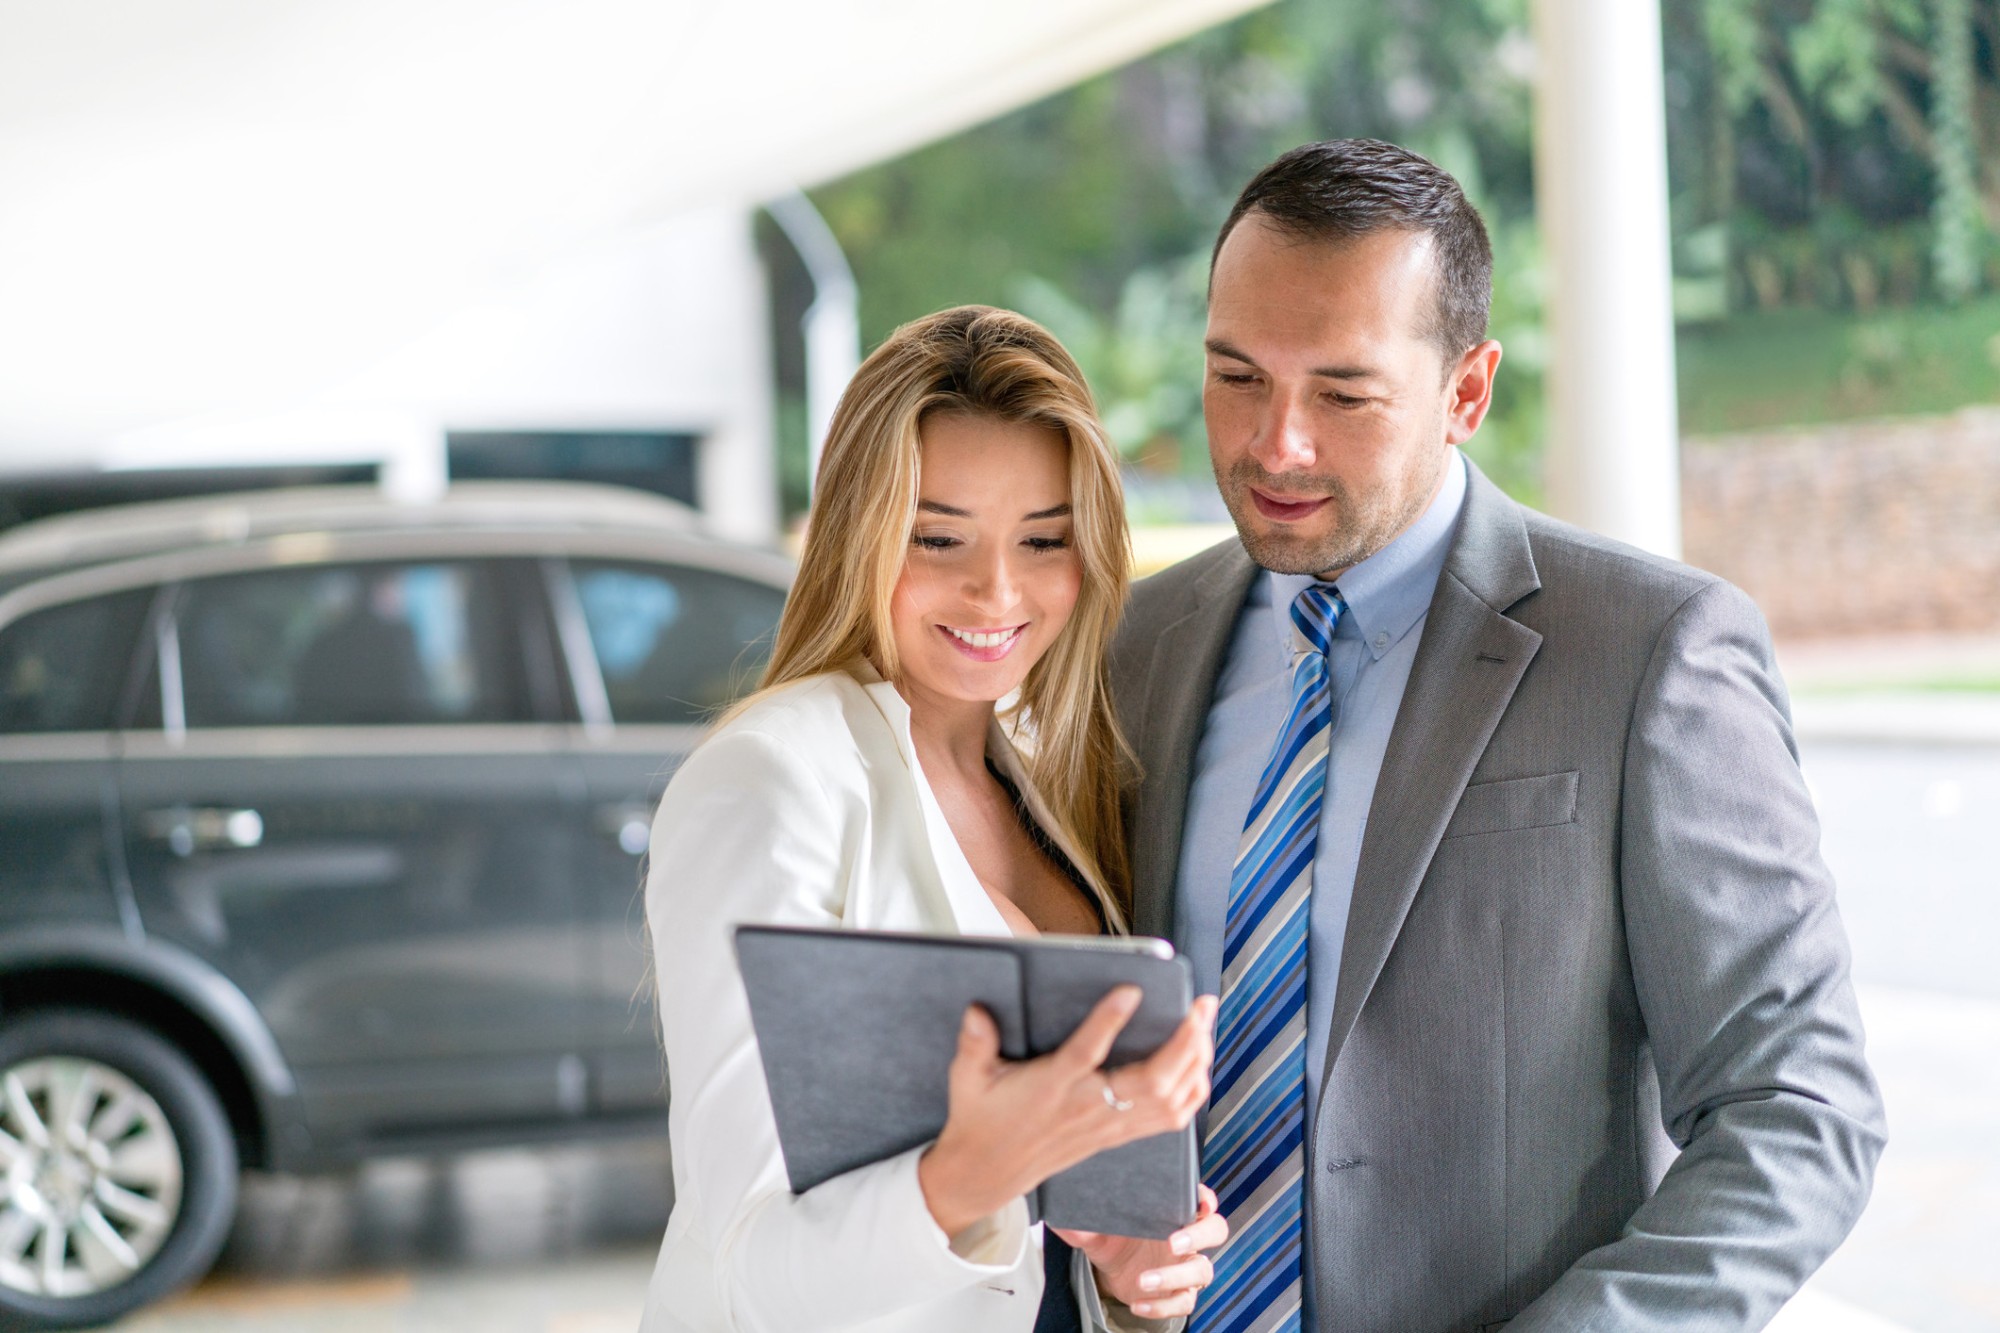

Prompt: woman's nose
[{"left": 962, "top": 550, "right": 1020, "bottom": 614}]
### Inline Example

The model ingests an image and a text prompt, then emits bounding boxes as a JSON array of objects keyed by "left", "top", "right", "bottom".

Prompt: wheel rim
[{"left": 0, "top": 1056, "right": 184, "bottom": 1299}]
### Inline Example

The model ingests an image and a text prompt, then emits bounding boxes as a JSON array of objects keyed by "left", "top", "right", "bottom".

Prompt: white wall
[{"left": 41, "top": 205, "right": 778, "bottom": 541}]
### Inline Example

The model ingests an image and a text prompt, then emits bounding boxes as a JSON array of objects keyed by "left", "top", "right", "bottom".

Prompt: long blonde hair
[{"left": 753, "top": 305, "right": 1133, "bottom": 911}]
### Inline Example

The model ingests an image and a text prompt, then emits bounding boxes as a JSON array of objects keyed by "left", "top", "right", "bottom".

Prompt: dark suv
[{"left": 0, "top": 482, "right": 790, "bottom": 1328}]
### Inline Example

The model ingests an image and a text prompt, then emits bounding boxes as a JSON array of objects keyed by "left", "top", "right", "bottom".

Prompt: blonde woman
[{"left": 640, "top": 307, "right": 1225, "bottom": 1333}]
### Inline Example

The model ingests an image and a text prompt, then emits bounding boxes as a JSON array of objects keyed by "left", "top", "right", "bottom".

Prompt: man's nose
[{"left": 1250, "top": 392, "right": 1316, "bottom": 472}]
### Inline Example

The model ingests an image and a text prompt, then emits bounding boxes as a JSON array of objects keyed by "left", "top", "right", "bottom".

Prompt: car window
[
  {"left": 0, "top": 589, "right": 152, "bottom": 733},
  {"left": 176, "top": 561, "right": 527, "bottom": 728},
  {"left": 571, "top": 561, "right": 785, "bottom": 724}
]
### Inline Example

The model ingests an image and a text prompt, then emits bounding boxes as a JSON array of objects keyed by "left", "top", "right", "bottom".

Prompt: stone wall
[{"left": 1680, "top": 407, "right": 2000, "bottom": 639}]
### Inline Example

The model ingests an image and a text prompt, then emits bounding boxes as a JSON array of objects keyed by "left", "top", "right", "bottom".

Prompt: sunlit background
[{"left": 1, "top": 0, "right": 1996, "bottom": 1329}]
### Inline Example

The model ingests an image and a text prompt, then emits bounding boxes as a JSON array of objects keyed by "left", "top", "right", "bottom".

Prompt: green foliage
[
  {"left": 1465, "top": 212, "right": 1547, "bottom": 505},
  {"left": 1666, "top": 0, "right": 1997, "bottom": 310},
  {"left": 1930, "top": 0, "right": 1983, "bottom": 301},
  {"left": 1008, "top": 255, "right": 1209, "bottom": 462},
  {"left": 811, "top": 0, "right": 1549, "bottom": 503},
  {"left": 1676, "top": 290, "right": 2000, "bottom": 431},
  {"left": 1703, "top": 0, "right": 1768, "bottom": 115},
  {"left": 1789, "top": 0, "right": 1884, "bottom": 126},
  {"left": 805, "top": 0, "right": 1997, "bottom": 509}
]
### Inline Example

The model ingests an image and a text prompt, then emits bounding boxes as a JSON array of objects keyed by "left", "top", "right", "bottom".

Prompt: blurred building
[{"left": 0, "top": 0, "right": 1273, "bottom": 543}]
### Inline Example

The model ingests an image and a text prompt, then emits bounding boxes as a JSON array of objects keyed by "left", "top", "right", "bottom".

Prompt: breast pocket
[{"left": 1441, "top": 771, "right": 1579, "bottom": 840}]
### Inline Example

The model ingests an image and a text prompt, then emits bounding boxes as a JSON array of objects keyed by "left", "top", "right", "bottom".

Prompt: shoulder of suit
[
  {"left": 1511, "top": 503, "right": 1754, "bottom": 630},
  {"left": 689, "top": 670, "right": 893, "bottom": 799}
]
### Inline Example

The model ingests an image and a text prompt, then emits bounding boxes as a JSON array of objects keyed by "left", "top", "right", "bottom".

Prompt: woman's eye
[
  {"left": 912, "top": 534, "right": 960, "bottom": 551},
  {"left": 1023, "top": 535, "right": 1070, "bottom": 552}
]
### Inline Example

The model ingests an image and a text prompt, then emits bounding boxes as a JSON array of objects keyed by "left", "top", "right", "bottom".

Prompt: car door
[
  {"left": 544, "top": 552, "right": 788, "bottom": 1115},
  {"left": 0, "top": 581, "right": 154, "bottom": 937},
  {"left": 115, "top": 552, "right": 588, "bottom": 1149}
]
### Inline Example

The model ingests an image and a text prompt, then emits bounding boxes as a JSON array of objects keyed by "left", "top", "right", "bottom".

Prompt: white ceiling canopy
[{"left": 0, "top": 0, "right": 1266, "bottom": 451}]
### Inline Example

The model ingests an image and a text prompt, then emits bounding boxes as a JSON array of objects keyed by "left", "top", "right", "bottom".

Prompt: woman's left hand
[{"left": 1054, "top": 1183, "right": 1228, "bottom": 1320}]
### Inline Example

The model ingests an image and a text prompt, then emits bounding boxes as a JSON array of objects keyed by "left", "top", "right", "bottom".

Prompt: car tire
[{"left": 0, "top": 1009, "right": 238, "bottom": 1330}]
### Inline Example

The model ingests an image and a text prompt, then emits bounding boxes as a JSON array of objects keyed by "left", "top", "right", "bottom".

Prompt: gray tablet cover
[{"left": 734, "top": 924, "right": 1198, "bottom": 1239}]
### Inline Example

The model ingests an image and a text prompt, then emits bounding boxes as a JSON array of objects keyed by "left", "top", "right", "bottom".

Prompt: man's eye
[
  {"left": 1328, "top": 392, "right": 1370, "bottom": 408},
  {"left": 1213, "top": 371, "right": 1258, "bottom": 386},
  {"left": 912, "top": 534, "right": 959, "bottom": 550}
]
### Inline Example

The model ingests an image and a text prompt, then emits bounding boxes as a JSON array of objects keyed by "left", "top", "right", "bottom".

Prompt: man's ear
[{"left": 1444, "top": 339, "right": 1503, "bottom": 446}]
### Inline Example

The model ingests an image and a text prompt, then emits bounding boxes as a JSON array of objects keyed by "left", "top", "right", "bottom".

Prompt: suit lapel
[
  {"left": 1321, "top": 467, "right": 1544, "bottom": 1077},
  {"left": 1129, "top": 546, "right": 1258, "bottom": 941}
]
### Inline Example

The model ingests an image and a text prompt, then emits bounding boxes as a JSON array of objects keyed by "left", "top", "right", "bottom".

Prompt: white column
[
  {"left": 695, "top": 209, "right": 781, "bottom": 544},
  {"left": 766, "top": 192, "right": 862, "bottom": 497},
  {"left": 1529, "top": 0, "right": 1682, "bottom": 558}
]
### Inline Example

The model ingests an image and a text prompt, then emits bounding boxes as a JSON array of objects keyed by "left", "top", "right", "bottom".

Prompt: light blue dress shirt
[{"left": 1174, "top": 450, "right": 1468, "bottom": 1115}]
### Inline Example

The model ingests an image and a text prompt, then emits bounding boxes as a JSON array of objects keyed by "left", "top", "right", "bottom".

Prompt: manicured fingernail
[{"left": 1139, "top": 1272, "right": 1162, "bottom": 1292}]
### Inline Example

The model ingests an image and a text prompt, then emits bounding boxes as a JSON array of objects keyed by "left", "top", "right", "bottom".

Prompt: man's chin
[{"left": 1236, "top": 522, "right": 1359, "bottom": 578}]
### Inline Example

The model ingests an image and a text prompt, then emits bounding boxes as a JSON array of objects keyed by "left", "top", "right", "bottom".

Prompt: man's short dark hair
[{"left": 1214, "top": 139, "right": 1494, "bottom": 362}]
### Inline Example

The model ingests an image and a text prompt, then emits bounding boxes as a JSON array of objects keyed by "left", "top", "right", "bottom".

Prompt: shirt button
[{"left": 1373, "top": 632, "right": 1389, "bottom": 650}]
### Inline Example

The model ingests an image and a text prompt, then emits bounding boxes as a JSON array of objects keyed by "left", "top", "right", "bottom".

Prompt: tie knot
[{"left": 1290, "top": 583, "right": 1344, "bottom": 660}]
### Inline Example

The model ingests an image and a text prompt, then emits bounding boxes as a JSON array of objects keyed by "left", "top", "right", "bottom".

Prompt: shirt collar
[{"left": 1264, "top": 449, "right": 1468, "bottom": 662}]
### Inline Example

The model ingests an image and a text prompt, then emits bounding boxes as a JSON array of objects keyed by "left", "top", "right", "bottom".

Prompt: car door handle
[
  {"left": 141, "top": 807, "right": 265, "bottom": 856},
  {"left": 594, "top": 804, "right": 654, "bottom": 856}
]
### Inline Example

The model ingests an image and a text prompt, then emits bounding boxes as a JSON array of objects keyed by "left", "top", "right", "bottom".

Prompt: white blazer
[{"left": 638, "top": 665, "right": 1136, "bottom": 1333}]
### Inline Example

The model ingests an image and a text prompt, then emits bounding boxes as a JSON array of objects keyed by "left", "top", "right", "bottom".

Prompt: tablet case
[{"left": 734, "top": 924, "right": 1199, "bottom": 1239}]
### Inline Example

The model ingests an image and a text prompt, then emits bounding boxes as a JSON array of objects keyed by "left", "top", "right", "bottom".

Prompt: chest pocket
[{"left": 1441, "top": 770, "right": 1579, "bottom": 840}]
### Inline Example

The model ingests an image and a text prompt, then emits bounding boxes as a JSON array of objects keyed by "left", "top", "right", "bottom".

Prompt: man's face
[{"left": 1204, "top": 214, "right": 1491, "bottom": 579}]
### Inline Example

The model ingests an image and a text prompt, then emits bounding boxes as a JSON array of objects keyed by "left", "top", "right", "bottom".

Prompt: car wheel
[{"left": 0, "top": 1010, "right": 238, "bottom": 1330}]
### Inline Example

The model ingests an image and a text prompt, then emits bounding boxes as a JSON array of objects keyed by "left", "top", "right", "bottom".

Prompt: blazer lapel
[
  {"left": 853, "top": 667, "right": 1015, "bottom": 938},
  {"left": 1129, "top": 545, "right": 1259, "bottom": 942},
  {"left": 1321, "top": 466, "right": 1544, "bottom": 1077}
]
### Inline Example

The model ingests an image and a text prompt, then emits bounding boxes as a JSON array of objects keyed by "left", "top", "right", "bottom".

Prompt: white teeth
[{"left": 946, "top": 626, "right": 1021, "bottom": 649}]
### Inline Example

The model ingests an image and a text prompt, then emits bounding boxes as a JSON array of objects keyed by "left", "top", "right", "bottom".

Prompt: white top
[{"left": 638, "top": 665, "right": 1133, "bottom": 1333}]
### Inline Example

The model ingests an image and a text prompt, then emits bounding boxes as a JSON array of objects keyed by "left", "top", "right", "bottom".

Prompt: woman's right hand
[{"left": 917, "top": 986, "right": 1219, "bottom": 1239}]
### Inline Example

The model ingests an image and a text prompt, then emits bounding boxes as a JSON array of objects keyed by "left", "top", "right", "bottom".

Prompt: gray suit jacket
[{"left": 1109, "top": 462, "right": 1885, "bottom": 1333}]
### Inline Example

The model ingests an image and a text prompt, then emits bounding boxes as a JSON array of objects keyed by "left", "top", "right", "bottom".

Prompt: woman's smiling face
[{"left": 888, "top": 410, "right": 1081, "bottom": 711}]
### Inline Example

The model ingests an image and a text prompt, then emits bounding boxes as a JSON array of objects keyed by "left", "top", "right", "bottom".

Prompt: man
[{"left": 1108, "top": 139, "right": 1884, "bottom": 1332}]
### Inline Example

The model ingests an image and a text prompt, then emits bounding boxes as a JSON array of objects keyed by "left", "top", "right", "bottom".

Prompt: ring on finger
[{"left": 1101, "top": 1075, "right": 1134, "bottom": 1112}]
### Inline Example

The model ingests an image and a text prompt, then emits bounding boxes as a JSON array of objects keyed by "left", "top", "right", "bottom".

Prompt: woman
[{"left": 640, "top": 306, "right": 1225, "bottom": 1333}]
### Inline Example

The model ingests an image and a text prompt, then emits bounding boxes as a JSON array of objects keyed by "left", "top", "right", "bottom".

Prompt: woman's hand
[
  {"left": 1055, "top": 1184, "right": 1228, "bottom": 1320},
  {"left": 918, "top": 989, "right": 1218, "bottom": 1239}
]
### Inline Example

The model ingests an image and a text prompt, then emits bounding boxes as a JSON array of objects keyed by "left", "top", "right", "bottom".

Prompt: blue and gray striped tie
[{"left": 1191, "top": 582, "right": 1343, "bottom": 1333}]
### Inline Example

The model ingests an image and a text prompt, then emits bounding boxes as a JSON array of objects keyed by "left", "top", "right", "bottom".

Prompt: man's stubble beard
[{"left": 1216, "top": 443, "right": 1449, "bottom": 579}]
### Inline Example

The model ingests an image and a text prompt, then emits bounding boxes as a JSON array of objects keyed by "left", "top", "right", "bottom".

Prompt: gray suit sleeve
[{"left": 1512, "top": 580, "right": 1887, "bottom": 1331}]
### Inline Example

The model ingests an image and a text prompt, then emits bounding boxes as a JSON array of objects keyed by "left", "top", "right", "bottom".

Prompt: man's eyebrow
[{"left": 1205, "top": 337, "right": 1379, "bottom": 381}]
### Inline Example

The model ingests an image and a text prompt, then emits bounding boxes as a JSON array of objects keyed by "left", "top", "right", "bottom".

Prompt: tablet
[{"left": 734, "top": 923, "right": 1199, "bottom": 1238}]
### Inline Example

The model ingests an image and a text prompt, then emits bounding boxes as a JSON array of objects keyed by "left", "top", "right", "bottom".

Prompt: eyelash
[
  {"left": 910, "top": 535, "right": 1070, "bottom": 552},
  {"left": 1212, "top": 371, "right": 1370, "bottom": 408}
]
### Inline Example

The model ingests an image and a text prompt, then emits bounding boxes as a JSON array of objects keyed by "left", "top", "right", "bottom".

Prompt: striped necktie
[{"left": 1191, "top": 582, "right": 1343, "bottom": 1333}]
